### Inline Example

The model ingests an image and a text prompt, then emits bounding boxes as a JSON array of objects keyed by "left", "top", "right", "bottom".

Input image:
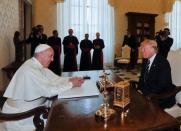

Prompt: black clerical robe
[
  {"left": 92, "top": 39, "right": 105, "bottom": 70},
  {"left": 63, "top": 35, "right": 79, "bottom": 71},
  {"left": 79, "top": 39, "right": 93, "bottom": 71},
  {"left": 47, "top": 36, "right": 61, "bottom": 75}
]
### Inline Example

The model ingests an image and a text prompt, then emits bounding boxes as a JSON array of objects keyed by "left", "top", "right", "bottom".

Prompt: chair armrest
[
  {"left": 0, "top": 106, "right": 50, "bottom": 131},
  {"left": 129, "top": 82, "right": 181, "bottom": 102},
  {"left": 47, "top": 95, "right": 58, "bottom": 101},
  {"left": 176, "top": 116, "right": 181, "bottom": 125},
  {"left": 129, "top": 80, "right": 140, "bottom": 90},
  {"left": 148, "top": 86, "right": 181, "bottom": 101}
]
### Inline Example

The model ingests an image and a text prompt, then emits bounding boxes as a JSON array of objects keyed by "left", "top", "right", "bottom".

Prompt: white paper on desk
[{"left": 58, "top": 80, "right": 100, "bottom": 99}]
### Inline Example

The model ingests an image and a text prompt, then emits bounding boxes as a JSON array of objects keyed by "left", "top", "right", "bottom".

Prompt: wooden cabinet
[{"left": 126, "top": 12, "right": 158, "bottom": 43}]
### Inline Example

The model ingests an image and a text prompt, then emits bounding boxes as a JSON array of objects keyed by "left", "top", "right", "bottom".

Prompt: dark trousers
[{"left": 129, "top": 48, "right": 138, "bottom": 69}]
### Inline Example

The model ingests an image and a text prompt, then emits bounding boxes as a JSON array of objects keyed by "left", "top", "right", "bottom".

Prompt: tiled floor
[{"left": 110, "top": 65, "right": 141, "bottom": 82}]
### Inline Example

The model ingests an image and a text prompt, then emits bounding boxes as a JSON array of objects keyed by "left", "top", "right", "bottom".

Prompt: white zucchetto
[{"left": 34, "top": 44, "right": 51, "bottom": 53}]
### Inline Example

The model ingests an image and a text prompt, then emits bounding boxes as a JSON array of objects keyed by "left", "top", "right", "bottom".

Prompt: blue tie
[{"left": 144, "top": 60, "right": 150, "bottom": 83}]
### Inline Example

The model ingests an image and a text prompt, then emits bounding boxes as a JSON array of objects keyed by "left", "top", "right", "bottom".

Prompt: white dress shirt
[{"left": 148, "top": 53, "right": 156, "bottom": 70}]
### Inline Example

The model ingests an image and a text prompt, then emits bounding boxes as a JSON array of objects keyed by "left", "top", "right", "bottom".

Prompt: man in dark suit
[
  {"left": 26, "top": 26, "right": 41, "bottom": 56},
  {"left": 156, "top": 28, "right": 173, "bottom": 59},
  {"left": 122, "top": 30, "right": 139, "bottom": 69},
  {"left": 139, "top": 39, "right": 176, "bottom": 109},
  {"left": 27, "top": 25, "right": 48, "bottom": 56},
  {"left": 37, "top": 25, "right": 48, "bottom": 44}
]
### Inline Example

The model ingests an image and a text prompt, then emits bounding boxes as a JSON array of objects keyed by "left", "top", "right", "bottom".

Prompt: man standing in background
[
  {"left": 92, "top": 32, "right": 105, "bottom": 70},
  {"left": 79, "top": 34, "right": 93, "bottom": 71},
  {"left": 62, "top": 29, "right": 79, "bottom": 71},
  {"left": 47, "top": 30, "right": 61, "bottom": 75},
  {"left": 156, "top": 28, "right": 173, "bottom": 59},
  {"left": 26, "top": 26, "right": 40, "bottom": 56},
  {"left": 27, "top": 25, "right": 48, "bottom": 56},
  {"left": 37, "top": 25, "right": 47, "bottom": 44},
  {"left": 122, "top": 30, "right": 139, "bottom": 69}
]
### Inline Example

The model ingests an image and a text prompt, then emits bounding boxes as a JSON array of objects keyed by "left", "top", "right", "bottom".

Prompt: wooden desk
[{"left": 45, "top": 70, "right": 180, "bottom": 131}]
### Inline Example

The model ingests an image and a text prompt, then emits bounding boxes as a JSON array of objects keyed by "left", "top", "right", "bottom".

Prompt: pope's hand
[{"left": 69, "top": 77, "right": 84, "bottom": 87}]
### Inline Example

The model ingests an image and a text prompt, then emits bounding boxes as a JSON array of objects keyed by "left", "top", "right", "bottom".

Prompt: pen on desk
[{"left": 83, "top": 76, "right": 91, "bottom": 80}]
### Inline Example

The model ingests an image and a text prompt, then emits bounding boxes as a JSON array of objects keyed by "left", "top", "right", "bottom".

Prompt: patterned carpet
[{"left": 110, "top": 66, "right": 141, "bottom": 82}]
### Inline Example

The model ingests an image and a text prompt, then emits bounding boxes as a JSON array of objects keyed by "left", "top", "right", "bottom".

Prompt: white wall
[{"left": 0, "top": 0, "right": 19, "bottom": 90}]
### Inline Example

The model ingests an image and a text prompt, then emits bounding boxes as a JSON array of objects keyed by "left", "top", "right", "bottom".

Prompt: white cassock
[{"left": 1, "top": 57, "right": 73, "bottom": 131}]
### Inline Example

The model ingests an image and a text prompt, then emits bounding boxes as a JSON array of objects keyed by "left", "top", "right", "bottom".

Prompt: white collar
[
  {"left": 148, "top": 53, "right": 156, "bottom": 69},
  {"left": 32, "top": 57, "right": 44, "bottom": 68}
]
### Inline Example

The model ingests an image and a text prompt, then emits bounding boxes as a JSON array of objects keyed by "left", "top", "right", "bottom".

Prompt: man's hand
[
  {"left": 95, "top": 45, "right": 101, "bottom": 49},
  {"left": 69, "top": 77, "right": 84, "bottom": 87}
]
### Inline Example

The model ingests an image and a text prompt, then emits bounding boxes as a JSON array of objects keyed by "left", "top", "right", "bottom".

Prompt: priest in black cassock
[
  {"left": 47, "top": 30, "right": 61, "bottom": 75},
  {"left": 63, "top": 29, "right": 79, "bottom": 71},
  {"left": 79, "top": 34, "right": 93, "bottom": 71},
  {"left": 92, "top": 32, "right": 105, "bottom": 70}
]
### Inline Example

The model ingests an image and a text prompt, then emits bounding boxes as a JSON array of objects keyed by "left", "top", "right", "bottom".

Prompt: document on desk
[{"left": 58, "top": 80, "right": 100, "bottom": 99}]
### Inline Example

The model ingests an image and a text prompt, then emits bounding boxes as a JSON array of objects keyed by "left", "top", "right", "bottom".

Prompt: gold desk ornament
[
  {"left": 113, "top": 80, "right": 130, "bottom": 108},
  {"left": 97, "top": 71, "right": 114, "bottom": 92},
  {"left": 95, "top": 70, "right": 115, "bottom": 120}
]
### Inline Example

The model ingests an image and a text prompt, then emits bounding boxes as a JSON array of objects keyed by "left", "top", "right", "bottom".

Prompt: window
[
  {"left": 165, "top": 0, "right": 181, "bottom": 50},
  {"left": 57, "top": 0, "right": 115, "bottom": 66}
]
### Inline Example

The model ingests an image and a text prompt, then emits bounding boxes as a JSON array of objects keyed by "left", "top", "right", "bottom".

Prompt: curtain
[
  {"left": 57, "top": 0, "right": 115, "bottom": 66},
  {"left": 165, "top": 0, "right": 181, "bottom": 50}
]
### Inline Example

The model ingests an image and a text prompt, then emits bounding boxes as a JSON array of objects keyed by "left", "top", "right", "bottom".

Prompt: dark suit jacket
[
  {"left": 122, "top": 35, "right": 138, "bottom": 49},
  {"left": 139, "top": 54, "right": 176, "bottom": 108}
]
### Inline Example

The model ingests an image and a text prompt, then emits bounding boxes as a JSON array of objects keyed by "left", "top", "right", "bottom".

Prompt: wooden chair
[
  {"left": 175, "top": 104, "right": 181, "bottom": 129},
  {"left": 115, "top": 46, "right": 143, "bottom": 66},
  {"left": 0, "top": 90, "right": 59, "bottom": 131},
  {"left": 0, "top": 105, "right": 49, "bottom": 131},
  {"left": 130, "top": 80, "right": 181, "bottom": 127},
  {"left": 0, "top": 91, "right": 6, "bottom": 109},
  {"left": 129, "top": 80, "right": 181, "bottom": 102},
  {"left": 0, "top": 91, "right": 50, "bottom": 131}
]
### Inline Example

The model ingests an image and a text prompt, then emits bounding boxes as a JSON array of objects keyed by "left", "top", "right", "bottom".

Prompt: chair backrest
[
  {"left": 0, "top": 106, "right": 49, "bottom": 131},
  {"left": 168, "top": 49, "right": 181, "bottom": 86},
  {"left": 121, "top": 46, "right": 142, "bottom": 59},
  {"left": 121, "top": 46, "right": 130, "bottom": 59},
  {"left": 130, "top": 80, "right": 181, "bottom": 101},
  {"left": 138, "top": 47, "right": 142, "bottom": 59}
]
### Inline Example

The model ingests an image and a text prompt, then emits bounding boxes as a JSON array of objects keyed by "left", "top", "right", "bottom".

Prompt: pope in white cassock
[{"left": 1, "top": 44, "right": 84, "bottom": 131}]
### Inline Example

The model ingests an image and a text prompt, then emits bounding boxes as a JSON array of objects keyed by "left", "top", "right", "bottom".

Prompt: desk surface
[{"left": 45, "top": 70, "right": 179, "bottom": 131}]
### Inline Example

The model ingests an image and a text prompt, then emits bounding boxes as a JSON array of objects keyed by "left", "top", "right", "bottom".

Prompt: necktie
[{"left": 144, "top": 60, "right": 150, "bottom": 83}]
